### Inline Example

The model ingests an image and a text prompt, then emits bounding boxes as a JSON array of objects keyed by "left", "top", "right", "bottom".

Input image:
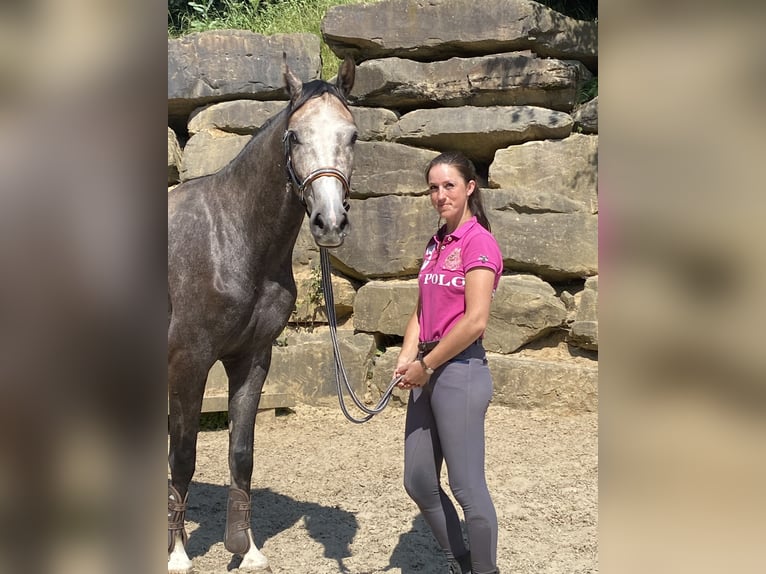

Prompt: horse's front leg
[
  {"left": 223, "top": 352, "right": 272, "bottom": 572},
  {"left": 167, "top": 350, "right": 209, "bottom": 574}
]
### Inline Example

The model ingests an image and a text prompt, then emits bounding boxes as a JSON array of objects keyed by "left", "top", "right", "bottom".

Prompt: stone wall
[{"left": 167, "top": 0, "right": 598, "bottom": 412}]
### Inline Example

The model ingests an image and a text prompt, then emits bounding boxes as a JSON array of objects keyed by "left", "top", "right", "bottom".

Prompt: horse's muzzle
[{"left": 309, "top": 209, "right": 349, "bottom": 247}]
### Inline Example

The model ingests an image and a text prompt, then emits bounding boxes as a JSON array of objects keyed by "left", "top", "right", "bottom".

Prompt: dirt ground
[{"left": 177, "top": 403, "right": 597, "bottom": 574}]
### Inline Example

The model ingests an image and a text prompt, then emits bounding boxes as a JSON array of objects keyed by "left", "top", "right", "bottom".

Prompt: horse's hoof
[
  {"left": 238, "top": 554, "right": 271, "bottom": 572},
  {"left": 168, "top": 549, "right": 193, "bottom": 574},
  {"left": 238, "top": 561, "right": 271, "bottom": 572},
  {"left": 168, "top": 554, "right": 192, "bottom": 574}
]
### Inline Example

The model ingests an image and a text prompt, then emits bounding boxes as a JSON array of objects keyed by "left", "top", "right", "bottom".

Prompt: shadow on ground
[
  {"left": 385, "top": 514, "right": 454, "bottom": 574},
  {"left": 185, "top": 482, "right": 358, "bottom": 571},
  {"left": 184, "top": 482, "right": 450, "bottom": 573}
]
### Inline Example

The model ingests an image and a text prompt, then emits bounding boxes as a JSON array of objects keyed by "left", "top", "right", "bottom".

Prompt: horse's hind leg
[
  {"left": 223, "top": 351, "right": 272, "bottom": 572},
  {"left": 167, "top": 351, "right": 208, "bottom": 574}
]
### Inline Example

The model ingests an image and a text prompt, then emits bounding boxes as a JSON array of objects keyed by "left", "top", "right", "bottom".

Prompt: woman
[{"left": 394, "top": 151, "right": 503, "bottom": 574}]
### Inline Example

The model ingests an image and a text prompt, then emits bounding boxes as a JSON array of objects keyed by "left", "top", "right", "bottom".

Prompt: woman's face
[{"left": 428, "top": 163, "right": 475, "bottom": 224}]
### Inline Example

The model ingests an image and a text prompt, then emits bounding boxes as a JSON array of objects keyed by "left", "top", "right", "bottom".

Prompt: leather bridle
[{"left": 283, "top": 129, "right": 351, "bottom": 215}]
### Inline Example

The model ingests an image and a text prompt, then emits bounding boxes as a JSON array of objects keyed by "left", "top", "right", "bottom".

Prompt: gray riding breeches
[{"left": 403, "top": 343, "right": 498, "bottom": 574}]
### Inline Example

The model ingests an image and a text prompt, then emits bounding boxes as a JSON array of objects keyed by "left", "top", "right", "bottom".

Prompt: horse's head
[{"left": 283, "top": 57, "right": 357, "bottom": 248}]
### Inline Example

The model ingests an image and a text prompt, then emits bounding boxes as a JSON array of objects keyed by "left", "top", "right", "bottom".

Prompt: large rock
[
  {"left": 350, "top": 107, "right": 400, "bottom": 142},
  {"left": 490, "top": 134, "right": 598, "bottom": 214},
  {"left": 573, "top": 96, "right": 598, "bottom": 134},
  {"left": 267, "top": 328, "right": 375, "bottom": 406},
  {"left": 179, "top": 128, "right": 251, "bottom": 181},
  {"left": 322, "top": 0, "right": 597, "bottom": 72},
  {"left": 368, "top": 347, "right": 416, "bottom": 406},
  {"left": 330, "top": 195, "right": 437, "bottom": 279},
  {"left": 292, "top": 219, "right": 322, "bottom": 266},
  {"left": 483, "top": 188, "right": 587, "bottom": 214},
  {"left": 320, "top": 195, "right": 598, "bottom": 283},
  {"left": 351, "top": 274, "right": 568, "bottom": 354},
  {"left": 491, "top": 209, "right": 598, "bottom": 281},
  {"left": 568, "top": 275, "right": 598, "bottom": 351},
  {"left": 188, "top": 100, "right": 287, "bottom": 135},
  {"left": 490, "top": 353, "right": 598, "bottom": 411},
  {"left": 485, "top": 275, "right": 568, "bottom": 353},
  {"left": 168, "top": 127, "right": 182, "bottom": 184},
  {"left": 351, "top": 53, "right": 592, "bottom": 112},
  {"left": 182, "top": 100, "right": 289, "bottom": 180},
  {"left": 168, "top": 30, "right": 320, "bottom": 121},
  {"left": 353, "top": 280, "right": 419, "bottom": 335},
  {"left": 390, "top": 106, "right": 573, "bottom": 164},
  {"left": 290, "top": 265, "right": 357, "bottom": 326},
  {"left": 351, "top": 141, "right": 439, "bottom": 197}
]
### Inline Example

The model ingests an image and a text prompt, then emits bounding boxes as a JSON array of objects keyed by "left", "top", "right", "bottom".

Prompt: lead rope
[{"left": 319, "top": 247, "right": 402, "bottom": 423}]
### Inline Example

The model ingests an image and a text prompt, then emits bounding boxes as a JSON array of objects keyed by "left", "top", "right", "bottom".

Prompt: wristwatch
[{"left": 419, "top": 358, "right": 434, "bottom": 375}]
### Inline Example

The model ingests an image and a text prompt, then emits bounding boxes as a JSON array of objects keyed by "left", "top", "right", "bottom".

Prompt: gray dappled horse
[{"left": 168, "top": 58, "right": 357, "bottom": 573}]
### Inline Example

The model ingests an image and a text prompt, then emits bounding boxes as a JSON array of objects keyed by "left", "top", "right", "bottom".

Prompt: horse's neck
[{"left": 220, "top": 109, "right": 304, "bottom": 231}]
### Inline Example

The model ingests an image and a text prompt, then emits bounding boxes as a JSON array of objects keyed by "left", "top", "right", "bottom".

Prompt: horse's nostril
[
  {"left": 340, "top": 213, "right": 349, "bottom": 231},
  {"left": 312, "top": 213, "right": 325, "bottom": 230}
]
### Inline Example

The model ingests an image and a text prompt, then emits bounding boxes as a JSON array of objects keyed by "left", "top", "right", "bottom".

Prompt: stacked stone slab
[{"left": 167, "top": 0, "right": 598, "bottom": 412}]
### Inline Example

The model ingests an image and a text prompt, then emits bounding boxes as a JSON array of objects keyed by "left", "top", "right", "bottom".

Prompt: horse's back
[{"left": 168, "top": 175, "right": 215, "bottom": 239}]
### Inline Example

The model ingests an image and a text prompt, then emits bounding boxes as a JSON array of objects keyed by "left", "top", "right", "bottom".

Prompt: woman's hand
[{"left": 394, "top": 360, "right": 430, "bottom": 390}]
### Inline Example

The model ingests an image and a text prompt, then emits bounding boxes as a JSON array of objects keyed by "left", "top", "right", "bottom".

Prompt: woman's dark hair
[{"left": 424, "top": 151, "right": 491, "bottom": 232}]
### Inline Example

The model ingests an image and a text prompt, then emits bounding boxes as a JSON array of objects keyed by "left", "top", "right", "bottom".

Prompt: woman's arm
[
  {"left": 397, "top": 267, "right": 495, "bottom": 388},
  {"left": 417, "top": 267, "right": 495, "bottom": 372},
  {"left": 395, "top": 305, "right": 421, "bottom": 374}
]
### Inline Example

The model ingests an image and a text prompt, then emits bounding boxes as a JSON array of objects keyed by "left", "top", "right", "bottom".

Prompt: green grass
[
  {"left": 577, "top": 76, "right": 598, "bottom": 104},
  {"left": 169, "top": 0, "right": 382, "bottom": 79},
  {"left": 537, "top": 0, "right": 597, "bottom": 21}
]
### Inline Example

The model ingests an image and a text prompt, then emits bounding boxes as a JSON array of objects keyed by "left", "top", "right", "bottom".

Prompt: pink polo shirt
[{"left": 418, "top": 216, "right": 503, "bottom": 342}]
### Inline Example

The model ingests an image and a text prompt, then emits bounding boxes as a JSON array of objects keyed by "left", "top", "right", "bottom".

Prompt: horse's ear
[
  {"left": 335, "top": 56, "right": 355, "bottom": 98},
  {"left": 283, "top": 52, "right": 303, "bottom": 102}
]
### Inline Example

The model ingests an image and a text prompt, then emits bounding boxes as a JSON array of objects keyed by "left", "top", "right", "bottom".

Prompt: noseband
[{"left": 283, "top": 130, "right": 351, "bottom": 214}]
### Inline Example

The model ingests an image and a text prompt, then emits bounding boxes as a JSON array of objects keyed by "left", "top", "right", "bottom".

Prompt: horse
[{"left": 167, "top": 57, "right": 357, "bottom": 573}]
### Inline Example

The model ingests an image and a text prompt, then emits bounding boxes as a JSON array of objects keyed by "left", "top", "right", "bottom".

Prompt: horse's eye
[
  {"left": 289, "top": 131, "right": 300, "bottom": 144},
  {"left": 350, "top": 132, "right": 358, "bottom": 145}
]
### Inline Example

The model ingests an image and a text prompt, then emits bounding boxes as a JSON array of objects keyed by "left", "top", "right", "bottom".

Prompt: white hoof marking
[
  {"left": 168, "top": 532, "right": 192, "bottom": 574},
  {"left": 237, "top": 529, "right": 270, "bottom": 572}
]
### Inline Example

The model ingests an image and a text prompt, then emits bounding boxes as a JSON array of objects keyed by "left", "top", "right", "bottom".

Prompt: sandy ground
[{"left": 175, "top": 403, "right": 597, "bottom": 574}]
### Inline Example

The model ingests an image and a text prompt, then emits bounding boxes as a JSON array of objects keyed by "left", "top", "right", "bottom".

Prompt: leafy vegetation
[
  {"left": 199, "top": 411, "right": 228, "bottom": 430},
  {"left": 169, "top": 0, "right": 382, "bottom": 78},
  {"left": 536, "top": 0, "right": 597, "bottom": 21},
  {"left": 577, "top": 76, "right": 598, "bottom": 104}
]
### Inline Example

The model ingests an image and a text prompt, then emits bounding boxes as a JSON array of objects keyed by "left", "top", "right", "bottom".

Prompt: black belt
[
  {"left": 417, "top": 339, "right": 482, "bottom": 359},
  {"left": 417, "top": 340, "right": 439, "bottom": 355}
]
